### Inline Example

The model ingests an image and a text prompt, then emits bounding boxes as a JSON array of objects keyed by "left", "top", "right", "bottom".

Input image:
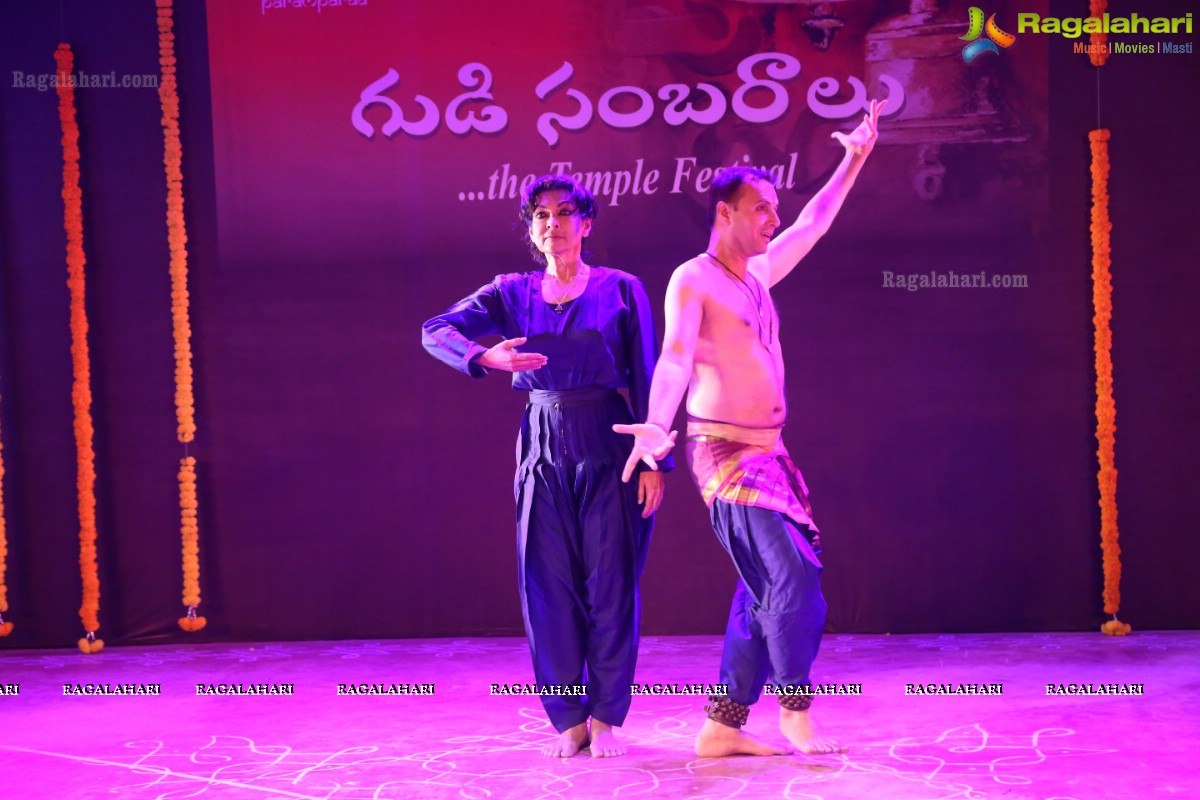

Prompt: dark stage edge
[{"left": 1, "top": 632, "right": 1196, "bottom": 800}]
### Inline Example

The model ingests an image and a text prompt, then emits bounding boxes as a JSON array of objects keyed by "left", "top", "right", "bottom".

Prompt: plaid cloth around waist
[{"left": 685, "top": 418, "right": 818, "bottom": 532}]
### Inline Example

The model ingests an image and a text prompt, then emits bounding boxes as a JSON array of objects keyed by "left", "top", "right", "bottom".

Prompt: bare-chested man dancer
[{"left": 615, "top": 100, "right": 883, "bottom": 757}]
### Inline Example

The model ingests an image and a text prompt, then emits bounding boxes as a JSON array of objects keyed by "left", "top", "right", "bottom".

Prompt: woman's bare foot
[
  {"left": 779, "top": 708, "right": 846, "bottom": 754},
  {"left": 589, "top": 719, "right": 626, "bottom": 757},
  {"left": 694, "top": 718, "right": 791, "bottom": 757},
  {"left": 541, "top": 722, "right": 589, "bottom": 758}
]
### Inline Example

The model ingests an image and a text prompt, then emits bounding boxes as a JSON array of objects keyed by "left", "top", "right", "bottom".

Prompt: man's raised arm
[
  {"left": 613, "top": 262, "right": 704, "bottom": 482},
  {"left": 761, "top": 98, "right": 885, "bottom": 287}
]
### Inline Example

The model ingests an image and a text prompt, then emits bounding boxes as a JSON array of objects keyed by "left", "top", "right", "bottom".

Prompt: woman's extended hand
[{"left": 476, "top": 337, "right": 548, "bottom": 372}]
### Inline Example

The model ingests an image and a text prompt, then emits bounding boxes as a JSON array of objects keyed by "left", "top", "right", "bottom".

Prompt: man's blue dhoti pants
[{"left": 709, "top": 500, "right": 826, "bottom": 713}]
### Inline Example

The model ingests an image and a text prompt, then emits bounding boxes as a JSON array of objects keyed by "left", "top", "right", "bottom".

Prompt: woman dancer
[{"left": 422, "top": 175, "right": 670, "bottom": 757}]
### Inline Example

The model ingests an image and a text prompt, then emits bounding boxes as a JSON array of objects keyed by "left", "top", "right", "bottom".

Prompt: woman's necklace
[
  {"left": 547, "top": 265, "right": 584, "bottom": 314},
  {"left": 705, "top": 252, "right": 774, "bottom": 348}
]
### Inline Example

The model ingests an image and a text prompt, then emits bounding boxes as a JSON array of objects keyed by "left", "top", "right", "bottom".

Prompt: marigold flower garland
[
  {"left": 1088, "top": 0, "right": 1108, "bottom": 66},
  {"left": 1089, "top": 129, "right": 1129, "bottom": 637},
  {"left": 0, "top": 394, "right": 11, "bottom": 637},
  {"left": 178, "top": 456, "right": 203, "bottom": 630},
  {"left": 157, "top": 0, "right": 205, "bottom": 632},
  {"left": 56, "top": 44, "right": 105, "bottom": 654}
]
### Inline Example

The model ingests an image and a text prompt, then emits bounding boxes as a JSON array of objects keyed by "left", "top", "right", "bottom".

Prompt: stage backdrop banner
[
  {"left": 208, "top": 0, "right": 1048, "bottom": 256},
  {"left": 203, "top": 0, "right": 1061, "bottom": 639}
]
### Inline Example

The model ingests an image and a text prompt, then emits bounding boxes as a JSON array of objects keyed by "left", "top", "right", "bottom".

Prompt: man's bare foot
[
  {"left": 779, "top": 708, "right": 846, "bottom": 754},
  {"left": 694, "top": 718, "right": 791, "bottom": 757},
  {"left": 541, "top": 722, "right": 588, "bottom": 758},
  {"left": 589, "top": 719, "right": 626, "bottom": 757}
]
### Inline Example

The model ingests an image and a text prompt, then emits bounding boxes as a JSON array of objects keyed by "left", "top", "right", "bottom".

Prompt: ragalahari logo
[{"left": 961, "top": 7, "right": 1017, "bottom": 62}]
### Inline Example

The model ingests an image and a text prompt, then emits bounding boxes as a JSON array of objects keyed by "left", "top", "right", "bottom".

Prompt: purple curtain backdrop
[{"left": 0, "top": 0, "right": 1196, "bottom": 648}]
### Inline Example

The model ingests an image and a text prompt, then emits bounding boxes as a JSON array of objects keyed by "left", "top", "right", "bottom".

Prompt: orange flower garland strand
[
  {"left": 157, "top": 0, "right": 205, "bottom": 632},
  {"left": 177, "top": 457, "right": 204, "bottom": 631},
  {"left": 0, "top": 394, "right": 10, "bottom": 636},
  {"left": 56, "top": 44, "right": 105, "bottom": 654},
  {"left": 157, "top": 0, "right": 193, "bottom": 444},
  {"left": 1089, "top": 129, "right": 1129, "bottom": 637},
  {"left": 1089, "top": 0, "right": 1109, "bottom": 66}
]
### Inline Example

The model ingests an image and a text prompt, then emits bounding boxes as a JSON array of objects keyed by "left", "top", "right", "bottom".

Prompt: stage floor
[{"left": 1, "top": 631, "right": 1196, "bottom": 799}]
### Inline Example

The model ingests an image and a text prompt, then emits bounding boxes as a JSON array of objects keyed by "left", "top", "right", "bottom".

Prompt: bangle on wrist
[{"left": 648, "top": 421, "right": 669, "bottom": 434}]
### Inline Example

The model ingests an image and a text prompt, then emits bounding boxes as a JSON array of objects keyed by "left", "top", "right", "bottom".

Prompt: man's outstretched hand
[
  {"left": 831, "top": 98, "right": 885, "bottom": 157},
  {"left": 612, "top": 423, "right": 678, "bottom": 483}
]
